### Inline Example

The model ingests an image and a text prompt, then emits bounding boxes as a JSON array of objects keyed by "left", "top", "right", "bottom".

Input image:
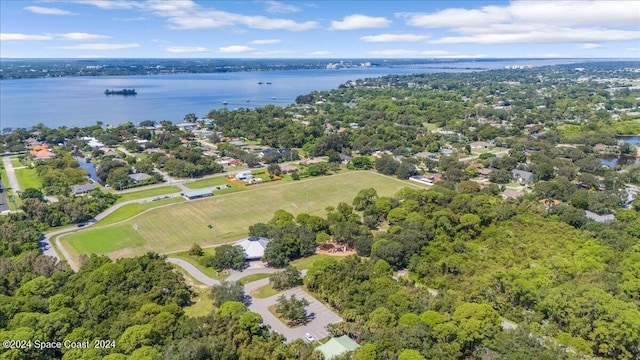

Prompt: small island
[{"left": 104, "top": 89, "right": 137, "bottom": 95}]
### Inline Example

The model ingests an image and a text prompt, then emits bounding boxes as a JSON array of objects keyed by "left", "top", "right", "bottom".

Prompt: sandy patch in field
[{"left": 108, "top": 248, "right": 137, "bottom": 259}]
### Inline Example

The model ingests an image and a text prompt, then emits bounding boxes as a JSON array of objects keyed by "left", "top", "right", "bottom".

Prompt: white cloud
[
  {"left": 165, "top": 46, "right": 209, "bottom": 53},
  {"left": 0, "top": 33, "right": 54, "bottom": 41},
  {"left": 401, "top": 1, "right": 639, "bottom": 28},
  {"left": 367, "top": 49, "right": 486, "bottom": 58},
  {"left": 579, "top": 43, "right": 603, "bottom": 49},
  {"left": 74, "top": 0, "right": 141, "bottom": 10},
  {"left": 24, "top": 6, "right": 76, "bottom": 15},
  {"left": 239, "top": 16, "right": 317, "bottom": 30},
  {"left": 524, "top": 53, "right": 575, "bottom": 58},
  {"left": 398, "top": 6, "right": 508, "bottom": 28},
  {"left": 401, "top": 1, "right": 640, "bottom": 47},
  {"left": 113, "top": 17, "right": 147, "bottom": 22},
  {"left": 627, "top": 47, "right": 639, "bottom": 52},
  {"left": 361, "top": 33, "right": 429, "bottom": 42},
  {"left": 508, "top": 1, "right": 639, "bottom": 26},
  {"left": 309, "top": 50, "right": 331, "bottom": 56},
  {"left": 431, "top": 28, "right": 640, "bottom": 44},
  {"left": 218, "top": 45, "right": 258, "bottom": 53},
  {"left": 261, "top": 1, "right": 301, "bottom": 14},
  {"left": 330, "top": 14, "right": 391, "bottom": 30},
  {"left": 250, "top": 39, "right": 281, "bottom": 45},
  {"left": 58, "top": 43, "right": 140, "bottom": 50},
  {"left": 58, "top": 32, "right": 111, "bottom": 41}
]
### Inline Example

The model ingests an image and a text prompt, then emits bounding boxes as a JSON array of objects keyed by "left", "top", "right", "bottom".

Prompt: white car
[{"left": 304, "top": 333, "right": 315, "bottom": 342}]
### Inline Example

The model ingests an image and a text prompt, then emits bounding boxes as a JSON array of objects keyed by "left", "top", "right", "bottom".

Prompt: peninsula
[{"left": 104, "top": 88, "right": 137, "bottom": 95}]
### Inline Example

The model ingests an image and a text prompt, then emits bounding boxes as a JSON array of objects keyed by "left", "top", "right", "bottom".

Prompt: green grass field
[
  {"left": 61, "top": 171, "right": 424, "bottom": 259},
  {"left": 184, "top": 176, "right": 232, "bottom": 189},
  {"left": 236, "top": 273, "right": 271, "bottom": 285},
  {"left": 115, "top": 186, "right": 182, "bottom": 204},
  {"left": 251, "top": 284, "right": 281, "bottom": 299},
  {"left": 99, "top": 197, "right": 186, "bottom": 226},
  {"left": 14, "top": 167, "right": 41, "bottom": 190},
  {"left": 10, "top": 157, "right": 23, "bottom": 168}
]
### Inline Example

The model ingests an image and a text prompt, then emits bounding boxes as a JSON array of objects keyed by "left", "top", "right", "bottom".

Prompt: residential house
[
  {"left": 439, "top": 148, "right": 454, "bottom": 156},
  {"left": 71, "top": 183, "right": 96, "bottom": 195},
  {"left": 176, "top": 122, "right": 198, "bottom": 131},
  {"left": 129, "top": 173, "right": 152, "bottom": 183},
  {"left": 24, "top": 137, "right": 42, "bottom": 149},
  {"left": 280, "top": 164, "right": 298, "bottom": 173},
  {"left": 338, "top": 154, "right": 352, "bottom": 163},
  {"left": 470, "top": 141, "right": 494, "bottom": 150},
  {"left": 477, "top": 168, "right": 494, "bottom": 176},
  {"left": 229, "top": 140, "right": 247, "bottom": 147},
  {"left": 511, "top": 169, "right": 534, "bottom": 184},
  {"left": 502, "top": 189, "right": 523, "bottom": 199},
  {"left": 414, "top": 151, "right": 437, "bottom": 160},
  {"left": 30, "top": 145, "right": 56, "bottom": 160}
]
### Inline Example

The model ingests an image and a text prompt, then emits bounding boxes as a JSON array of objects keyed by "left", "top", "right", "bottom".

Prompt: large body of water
[{"left": 0, "top": 59, "right": 579, "bottom": 129}]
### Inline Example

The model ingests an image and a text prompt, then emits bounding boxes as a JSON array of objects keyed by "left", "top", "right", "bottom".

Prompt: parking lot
[{"left": 245, "top": 280, "right": 342, "bottom": 343}]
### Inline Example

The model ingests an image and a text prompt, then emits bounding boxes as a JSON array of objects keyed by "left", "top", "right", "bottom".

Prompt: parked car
[{"left": 304, "top": 333, "right": 315, "bottom": 342}]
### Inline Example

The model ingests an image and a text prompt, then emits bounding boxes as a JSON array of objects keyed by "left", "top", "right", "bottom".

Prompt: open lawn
[
  {"left": 15, "top": 167, "right": 41, "bottom": 190},
  {"left": 115, "top": 186, "right": 181, "bottom": 204},
  {"left": 99, "top": 197, "right": 186, "bottom": 226},
  {"left": 184, "top": 176, "right": 232, "bottom": 189},
  {"left": 61, "top": 171, "right": 424, "bottom": 259},
  {"left": 10, "top": 157, "right": 23, "bottom": 168},
  {"left": 237, "top": 273, "right": 271, "bottom": 285},
  {"left": 251, "top": 284, "right": 281, "bottom": 299},
  {"left": 167, "top": 248, "right": 231, "bottom": 281}
]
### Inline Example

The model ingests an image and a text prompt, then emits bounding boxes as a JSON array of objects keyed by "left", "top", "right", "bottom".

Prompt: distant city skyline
[{"left": 1, "top": 0, "right": 639, "bottom": 59}]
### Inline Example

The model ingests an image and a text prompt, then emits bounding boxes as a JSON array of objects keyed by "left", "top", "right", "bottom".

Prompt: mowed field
[{"left": 61, "top": 171, "right": 426, "bottom": 260}]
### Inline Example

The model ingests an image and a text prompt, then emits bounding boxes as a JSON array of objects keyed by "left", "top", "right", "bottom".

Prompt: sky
[{"left": 0, "top": 0, "right": 639, "bottom": 59}]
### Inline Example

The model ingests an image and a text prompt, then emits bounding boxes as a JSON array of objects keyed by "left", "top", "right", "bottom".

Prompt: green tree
[
  {"left": 270, "top": 266, "right": 303, "bottom": 290},
  {"left": 275, "top": 294, "right": 310, "bottom": 326},
  {"left": 209, "top": 281, "right": 245, "bottom": 307},
  {"left": 209, "top": 244, "right": 245, "bottom": 270},
  {"left": 398, "top": 349, "right": 426, "bottom": 360}
]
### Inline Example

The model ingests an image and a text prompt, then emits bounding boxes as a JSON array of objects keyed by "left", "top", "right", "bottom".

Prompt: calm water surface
[{"left": 0, "top": 60, "right": 580, "bottom": 129}]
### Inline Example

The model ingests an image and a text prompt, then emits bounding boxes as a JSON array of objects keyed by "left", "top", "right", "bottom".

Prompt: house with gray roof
[
  {"left": 71, "top": 183, "right": 96, "bottom": 195},
  {"left": 234, "top": 236, "right": 270, "bottom": 260},
  {"left": 511, "top": 169, "right": 534, "bottom": 184},
  {"left": 129, "top": 173, "right": 152, "bottom": 183}
]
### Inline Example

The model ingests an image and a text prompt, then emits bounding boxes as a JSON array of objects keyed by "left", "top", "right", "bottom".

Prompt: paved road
[
  {"left": 43, "top": 193, "right": 184, "bottom": 270},
  {"left": 168, "top": 260, "right": 339, "bottom": 343},
  {"left": 2, "top": 155, "right": 21, "bottom": 196}
]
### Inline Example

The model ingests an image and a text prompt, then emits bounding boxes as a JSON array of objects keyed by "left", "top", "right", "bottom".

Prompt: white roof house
[{"left": 234, "top": 236, "right": 270, "bottom": 260}]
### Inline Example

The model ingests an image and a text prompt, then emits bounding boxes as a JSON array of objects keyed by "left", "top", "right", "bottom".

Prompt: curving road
[
  {"left": 167, "top": 260, "right": 336, "bottom": 343},
  {"left": 42, "top": 193, "right": 182, "bottom": 270}
]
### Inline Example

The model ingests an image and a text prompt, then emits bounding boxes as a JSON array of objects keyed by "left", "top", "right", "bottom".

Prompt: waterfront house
[{"left": 71, "top": 183, "right": 96, "bottom": 195}]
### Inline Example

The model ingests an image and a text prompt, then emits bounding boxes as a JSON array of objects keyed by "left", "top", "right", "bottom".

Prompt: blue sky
[{"left": 1, "top": 0, "right": 639, "bottom": 58}]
